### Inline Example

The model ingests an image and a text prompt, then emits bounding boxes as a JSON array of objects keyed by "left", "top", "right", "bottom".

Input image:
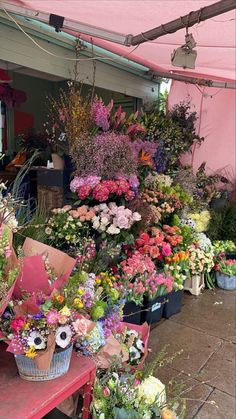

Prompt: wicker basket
[
  {"left": 14, "top": 345, "right": 73, "bottom": 381},
  {"left": 216, "top": 272, "right": 236, "bottom": 290},
  {"left": 37, "top": 185, "right": 63, "bottom": 214}
]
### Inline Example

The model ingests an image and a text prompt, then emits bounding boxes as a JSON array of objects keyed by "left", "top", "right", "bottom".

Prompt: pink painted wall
[{"left": 168, "top": 81, "right": 236, "bottom": 179}]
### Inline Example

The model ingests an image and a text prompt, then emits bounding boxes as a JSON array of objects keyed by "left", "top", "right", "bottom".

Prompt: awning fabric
[
  {"left": 10, "top": 0, "right": 236, "bottom": 82},
  {"left": 168, "top": 80, "right": 236, "bottom": 176}
]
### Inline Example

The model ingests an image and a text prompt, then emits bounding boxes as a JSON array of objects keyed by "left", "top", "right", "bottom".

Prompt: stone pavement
[{"left": 150, "top": 289, "right": 236, "bottom": 418}]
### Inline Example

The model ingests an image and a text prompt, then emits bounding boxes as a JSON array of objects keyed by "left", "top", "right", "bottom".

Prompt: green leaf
[{"left": 112, "top": 407, "right": 140, "bottom": 419}]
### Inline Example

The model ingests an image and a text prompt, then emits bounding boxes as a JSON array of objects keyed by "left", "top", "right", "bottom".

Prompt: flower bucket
[
  {"left": 163, "top": 290, "right": 184, "bottom": 319},
  {"left": 14, "top": 345, "right": 73, "bottom": 381},
  {"left": 142, "top": 295, "right": 166, "bottom": 325},
  {"left": 184, "top": 274, "right": 205, "bottom": 296},
  {"left": 123, "top": 301, "right": 142, "bottom": 325},
  {"left": 216, "top": 272, "right": 236, "bottom": 290}
]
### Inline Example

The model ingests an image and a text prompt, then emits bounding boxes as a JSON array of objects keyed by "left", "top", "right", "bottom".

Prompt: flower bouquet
[
  {"left": 215, "top": 259, "right": 236, "bottom": 290},
  {"left": 1, "top": 294, "right": 74, "bottom": 381},
  {"left": 115, "top": 322, "right": 149, "bottom": 369},
  {"left": 13, "top": 238, "right": 76, "bottom": 298},
  {"left": 184, "top": 244, "right": 214, "bottom": 295},
  {"left": 91, "top": 367, "right": 168, "bottom": 419}
]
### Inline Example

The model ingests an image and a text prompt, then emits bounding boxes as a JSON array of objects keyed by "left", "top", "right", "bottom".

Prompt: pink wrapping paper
[{"left": 13, "top": 238, "right": 76, "bottom": 298}]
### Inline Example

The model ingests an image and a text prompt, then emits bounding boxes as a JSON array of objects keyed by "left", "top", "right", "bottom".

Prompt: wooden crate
[{"left": 37, "top": 185, "right": 63, "bottom": 215}]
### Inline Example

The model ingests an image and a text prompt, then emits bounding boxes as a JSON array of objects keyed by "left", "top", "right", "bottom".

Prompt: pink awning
[{"left": 10, "top": 0, "right": 236, "bottom": 82}]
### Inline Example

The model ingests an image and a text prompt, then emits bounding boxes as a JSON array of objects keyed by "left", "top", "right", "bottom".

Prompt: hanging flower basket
[{"left": 14, "top": 345, "right": 73, "bottom": 381}]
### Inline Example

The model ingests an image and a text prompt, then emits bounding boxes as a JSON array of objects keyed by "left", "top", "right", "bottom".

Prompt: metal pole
[
  {"left": 130, "top": 0, "right": 236, "bottom": 46},
  {"left": 150, "top": 71, "right": 236, "bottom": 89}
]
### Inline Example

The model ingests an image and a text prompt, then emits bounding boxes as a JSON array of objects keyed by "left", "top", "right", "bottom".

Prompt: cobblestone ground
[{"left": 150, "top": 289, "right": 236, "bottom": 419}]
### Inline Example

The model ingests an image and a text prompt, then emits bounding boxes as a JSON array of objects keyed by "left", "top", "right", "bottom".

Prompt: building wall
[
  {"left": 0, "top": 21, "right": 158, "bottom": 101},
  {"left": 168, "top": 81, "right": 236, "bottom": 179}
]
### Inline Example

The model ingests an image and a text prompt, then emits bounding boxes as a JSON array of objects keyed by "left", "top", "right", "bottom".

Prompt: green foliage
[
  {"left": 13, "top": 210, "right": 47, "bottom": 250},
  {"left": 141, "top": 101, "right": 204, "bottom": 170},
  {"left": 208, "top": 203, "right": 236, "bottom": 241}
]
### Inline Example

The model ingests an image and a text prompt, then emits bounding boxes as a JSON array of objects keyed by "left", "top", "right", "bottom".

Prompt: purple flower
[
  {"left": 91, "top": 97, "right": 110, "bottom": 131},
  {"left": 32, "top": 313, "right": 44, "bottom": 321}
]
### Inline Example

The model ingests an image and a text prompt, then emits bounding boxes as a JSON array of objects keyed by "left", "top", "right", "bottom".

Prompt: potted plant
[
  {"left": 0, "top": 294, "right": 74, "bottom": 381},
  {"left": 215, "top": 259, "right": 236, "bottom": 290}
]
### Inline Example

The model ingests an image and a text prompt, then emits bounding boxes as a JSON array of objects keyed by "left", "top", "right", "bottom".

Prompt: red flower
[{"left": 10, "top": 316, "right": 25, "bottom": 332}]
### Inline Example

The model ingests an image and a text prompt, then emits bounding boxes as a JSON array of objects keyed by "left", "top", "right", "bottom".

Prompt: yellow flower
[
  {"left": 77, "top": 288, "right": 84, "bottom": 295},
  {"left": 25, "top": 346, "right": 37, "bottom": 359},
  {"left": 23, "top": 322, "right": 30, "bottom": 330},
  {"left": 60, "top": 306, "right": 71, "bottom": 316},
  {"left": 73, "top": 298, "right": 84, "bottom": 309}
]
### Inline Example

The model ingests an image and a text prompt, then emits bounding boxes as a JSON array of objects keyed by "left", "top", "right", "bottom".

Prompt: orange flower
[
  {"left": 56, "top": 295, "right": 65, "bottom": 304},
  {"left": 139, "top": 149, "right": 153, "bottom": 167}
]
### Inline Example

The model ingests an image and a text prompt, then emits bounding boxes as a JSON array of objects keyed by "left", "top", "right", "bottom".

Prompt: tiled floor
[{"left": 150, "top": 289, "right": 236, "bottom": 418}]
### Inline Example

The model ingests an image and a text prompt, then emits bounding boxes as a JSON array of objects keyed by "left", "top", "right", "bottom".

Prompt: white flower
[
  {"left": 136, "top": 338, "right": 145, "bottom": 352},
  {"left": 126, "top": 329, "right": 139, "bottom": 338},
  {"left": 133, "top": 212, "right": 142, "bottom": 222},
  {"left": 130, "top": 346, "right": 141, "bottom": 360},
  {"left": 107, "top": 225, "right": 120, "bottom": 235},
  {"left": 100, "top": 216, "right": 110, "bottom": 226},
  {"left": 138, "top": 376, "right": 166, "bottom": 406},
  {"left": 55, "top": 325, "right": 72, "bottom": 348},
  {"left": 45, "top": 227, "right": 52, "bottom": 235},
  {"left": 27, "top": 331, "right": 46, "bottom": 350}
]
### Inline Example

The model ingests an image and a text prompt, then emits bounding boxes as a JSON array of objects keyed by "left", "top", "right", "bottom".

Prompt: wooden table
[{"left": 0, "top": 345, "right": 96, "bottom": 419}]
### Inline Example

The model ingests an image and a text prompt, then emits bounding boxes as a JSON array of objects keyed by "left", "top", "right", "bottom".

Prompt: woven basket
[
  {"left": 38, "top": 185, "right": 63, "bottom": 215},
  {"left": 15, "top": 345, "right": 73, "bottom": 381},
  {"left": 216, "top": 272, "right": 236, "bottom": 290}
]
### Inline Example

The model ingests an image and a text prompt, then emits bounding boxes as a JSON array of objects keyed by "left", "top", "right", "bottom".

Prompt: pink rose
[
  {"left": 10, "top": 316, "right": 25, "bottom": 332},
  {"left": 73, "top": 317, "right": 95, "bottom": 336},
  {"left": 113, "top": 215, "right": 129, "bottom": 229}
]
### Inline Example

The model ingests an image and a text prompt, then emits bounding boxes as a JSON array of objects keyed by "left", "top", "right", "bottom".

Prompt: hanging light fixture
[{"left": 171, "top": 31, "right": 197, "bottom": 69}]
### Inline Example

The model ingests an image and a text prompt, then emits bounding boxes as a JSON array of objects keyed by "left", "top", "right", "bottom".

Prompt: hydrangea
[{"left": 137, "top": 376, "right": 166, "bottom": 406}]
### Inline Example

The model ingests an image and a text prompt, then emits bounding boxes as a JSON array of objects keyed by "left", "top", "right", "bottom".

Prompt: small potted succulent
[{"left": 215, "top": 259, "right": 236, "bottom": 290}]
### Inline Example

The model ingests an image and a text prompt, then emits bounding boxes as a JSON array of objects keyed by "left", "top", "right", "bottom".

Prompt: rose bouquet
[{"left": 91, "top": 202, "right": 141, "bottom": 239}]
